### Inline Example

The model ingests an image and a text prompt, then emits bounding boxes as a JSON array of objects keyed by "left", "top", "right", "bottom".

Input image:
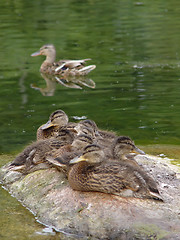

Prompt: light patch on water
[
  {"left": 72, "top": 115, "right": 87, "bottom": 120},
  {"left": 35, "top": 227, "right": 56, "bottom": 236}
]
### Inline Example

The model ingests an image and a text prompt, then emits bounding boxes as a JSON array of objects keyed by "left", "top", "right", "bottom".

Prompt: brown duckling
[
  {"left": 46, "top": 134, "right": 93, "bottom": 159},
  {"left": 95, "top": 128, "right": 118, "bottom": 148},
  {"left": 111, "top": 136, "right": 145, "bottom": 164},
  {"left": 31, "top": 44, "right": 96, "bottom": 76},
  {"left": 9, "top": 129, "right": 74, "bottom": 173},
  {"left": 67, "top": 144, "right": 163, "bottom": 201},
  {"left": 98, "top": 126, "right": 117, "bottom": 140},
  {"left": 94, "top": 135, "right": 144, "bottom": 164},
  {"left": 37, "top": 109, "right": 69, "bottom": 140},
  {"left": 74, "top": 125, "right": 97, "bottom": 140},
  {"left": 74, "top": 119, "right": 113, "bottom": 146},
  {"left": 75, "top": 119, "right": 98, "bottom": 137},
  {"left": 76, "top": 119, "right": 118, "bottom": 148},
  {"left": 45, "top": 134, "right": 94, "bottom": 175}
]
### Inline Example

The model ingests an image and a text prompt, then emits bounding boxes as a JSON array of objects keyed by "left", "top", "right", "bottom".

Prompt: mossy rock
[{"left": 0, "top": 154, "right": 180, "bottom": 239}]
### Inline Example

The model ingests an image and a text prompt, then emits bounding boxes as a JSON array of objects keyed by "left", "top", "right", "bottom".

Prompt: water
[{"left": 0, "top": 0, "right": 180, "bottom": 239}]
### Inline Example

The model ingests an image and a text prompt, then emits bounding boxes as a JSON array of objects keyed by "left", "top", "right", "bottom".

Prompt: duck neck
[
  {"left": 69, "top": 161, "right": 89, "bottom": 175},
  {"left": 41, "top": 53, "right": 56, "bottom": 72},
  {"left": 68, "top": 161, "right": 89, "bottom": 190},
  {"left": 113, "top": 148, "right": 127, "bottom": 161},
  {"left": 44, "top": 53, "right": 56, "bottom": 64}
]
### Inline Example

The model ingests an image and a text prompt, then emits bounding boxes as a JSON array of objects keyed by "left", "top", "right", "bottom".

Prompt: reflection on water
[{"left": 31, "top": 73, "right": 96, "bottom": 96}]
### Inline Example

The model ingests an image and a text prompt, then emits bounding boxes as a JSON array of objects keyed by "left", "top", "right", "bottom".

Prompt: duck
[
  {"left": 45, "top": 134, "right": 94, "bottom": 175},
  {"left": 95, "top": 127, "right": 118, "bottom": 148},
  {"left": 90, "top": 135, "right": 144, "bottom": 163},
  {"left": 46, "top": 134, "right": 93, "bottom": 159},
  {"left": 37, "top": 109, "right": 70, "bottom": 140},
  {"left": 31, "top": 44, "right": 96, "bottom": 76},
  {"left": 66, "top": 142, "right": 163, "bottom": 201},
  {"left": 75, "top": 119, "right": 117, "bottom": 147},
  {"left": 74, "top": 120, "right": 98, "bottom": 139},
  {"left": 9, "top": 129, "right": 74, "bottom": 173},
  {"left": 111, "top": 136, "right": 145, "bottom": 164}
]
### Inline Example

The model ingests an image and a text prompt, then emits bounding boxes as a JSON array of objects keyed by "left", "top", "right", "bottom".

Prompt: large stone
[{"left": 0, "top": 154, "right": 180, "bottom": 239}]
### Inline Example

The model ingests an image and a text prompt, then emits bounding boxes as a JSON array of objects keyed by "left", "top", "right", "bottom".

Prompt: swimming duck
[
  {"left": 37, "top": 109, "right": 69, "bottom": 140},
  {"left": 9, "top": 129, "right": 74, "bottom": 173},
  {"left": 67, "top": 143, "right": 163, "bottom": 201},
  {"left": 31, "top": 44, "right": 96, "bottom": 76}
]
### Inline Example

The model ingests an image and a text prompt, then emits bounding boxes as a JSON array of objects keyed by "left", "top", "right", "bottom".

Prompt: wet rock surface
[{"left": 0, "top": 154, "right": 180, "bottom": 240}]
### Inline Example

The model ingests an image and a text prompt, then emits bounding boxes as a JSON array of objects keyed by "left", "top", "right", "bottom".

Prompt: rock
[{"left": 0, "top": 154, "right": 180, "bottom": 239}]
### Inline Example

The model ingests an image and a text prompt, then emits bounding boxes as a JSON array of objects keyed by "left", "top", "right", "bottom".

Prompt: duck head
[
  {"left": 70, "top": 144, "right": 105, "bottom": 165},
  {"left": 75, "top": 119, "right": 99, "bottom": 137},
  {"left": 41, "top": 110, "right": 69, "bottom": 130},
  {"left": 112, "top": 136, "right": 145, "bottom": 160},
  {"left": 31, "top": 44, "right": 56, "bottom": 63}
]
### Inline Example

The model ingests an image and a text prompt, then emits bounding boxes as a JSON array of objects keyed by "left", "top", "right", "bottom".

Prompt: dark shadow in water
[{"left": 30, "top": 73, "right": 96, "bottom": 96}]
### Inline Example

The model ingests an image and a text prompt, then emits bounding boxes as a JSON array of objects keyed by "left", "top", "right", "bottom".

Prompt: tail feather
[
  {"left": 149, "top": 191, "right": 163, "bottom": 201},
  {"left": 79, "top": 65, "right": 96, "bottom": 74},
  {"left": 46, "top": 156, "right": 64, "bottom": 167},
  {"left": 8, "top": 164, "right": 26, "bottom": 172},
  {"left": 82, "top": 58, "right": 91, "bottom": 62}
]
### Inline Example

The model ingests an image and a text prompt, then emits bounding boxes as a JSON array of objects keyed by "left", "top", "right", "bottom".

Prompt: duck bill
[
  {"left": 40, "top": 120, "right": 55, "bottom": 130},
  {"left": 31, "top": 51, "right": 41, "bottom": 57},
  {"left": 70, "top": 156, "right": 86, "bottom": 164},
  {"left": 132, "top": 146, "right": 145, "bottom": 155}
]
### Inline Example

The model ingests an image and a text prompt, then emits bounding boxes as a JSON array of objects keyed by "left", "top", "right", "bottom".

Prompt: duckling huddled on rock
[
  {"left": 45, "top": 134, "right": 94, "bottom": 175},
  {"left": 10, "top": 128, "right": 74, "bottom": 173},
  {"left": 37, "top": 110, "right": 69, "bottom": 140},
  {"left": 66, "top": 141, "right": 162, "bottom": 201},
  {"left": 31, "top": 44, "right": 96, "bottom": 76},
  {"left": 74, "top": 119, "right": 117, "bottom": 148},
  {"left": 9, "top": 109, "right": 163, "bottom": 201}
]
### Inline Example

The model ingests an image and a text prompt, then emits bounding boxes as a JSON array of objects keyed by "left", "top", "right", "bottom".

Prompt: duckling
[
  {"left": 74, "top": 125, "right": 96, "bottom": 140},
  {"left": 76, "top": 119, "right": 118, "bottom": 148},
  {"left": 77, "top": 119, "right": 98, "bottom": 131},
  {"left": 111, "top": 136, "right": 145, "bottom": 164},
  {"left": 75, "top": 120, "right": 98, "bottom": 137},
  {"left": 31, "top": 44, "right": 96, "bottom": 76},
  {"left": 67, "top": 144, "right": 163, "bottom": 201},
  {"left": 45, "top": 134, "right": 94, "bottom": 175},
  {"left": 34, "top": 128, "right": 75, "bottom": 164},
  {"left": 95, "top": 128, "right": 118, "bottom": 148},
  {"left": 98, "top": 126, "right": 117, "bottom": 140},
  {"left": 46, "top": 134, "right": 93, "bottom": 159},
  {"left": 37, "top": 109, "right": 69, "bottom": 140},
  {"left": 81, "top": 119, "right": 117, "bottom": 138},
  {"left": 9, "top": 129, "right": 74, "bottom": 173}
]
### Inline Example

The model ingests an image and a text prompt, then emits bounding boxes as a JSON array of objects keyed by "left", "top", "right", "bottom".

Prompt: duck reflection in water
[{"left": 31, "top": 73, "right": 96, "bottom": 96}]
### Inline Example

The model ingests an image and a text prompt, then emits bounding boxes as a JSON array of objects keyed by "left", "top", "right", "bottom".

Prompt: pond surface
[{"left": 0, "top": 0, "right": 180, "bottom": 239}]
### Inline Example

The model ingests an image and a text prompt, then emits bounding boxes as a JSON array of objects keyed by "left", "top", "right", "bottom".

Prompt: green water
[{"left": 1, "top": 0, "right": 180, "bottom": 239}]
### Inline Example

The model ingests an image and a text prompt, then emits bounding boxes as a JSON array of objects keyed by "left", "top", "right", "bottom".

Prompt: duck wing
[
  {"left": 55, "top": 59, "right": 91, "bottom": 72},
  {"left": 86, "top": 163, "right": 140, "bottom": 193}
]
